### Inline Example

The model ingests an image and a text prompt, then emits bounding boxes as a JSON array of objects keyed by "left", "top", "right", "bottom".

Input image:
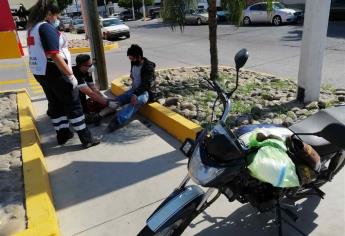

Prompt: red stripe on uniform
[{"left": 45, "top": 50, "right": 60, "bottom": 54}]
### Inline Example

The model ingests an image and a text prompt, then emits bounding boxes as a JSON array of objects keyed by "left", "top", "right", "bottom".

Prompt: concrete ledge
[
  {"left": 69, "top": 42, "right": 119, "bottom": 54},
  {"left": 111, "top": 77, "right": 202, "bottom": 142},
  {"left": 12, "top": 90, "right": 60, "bottom": 236}
]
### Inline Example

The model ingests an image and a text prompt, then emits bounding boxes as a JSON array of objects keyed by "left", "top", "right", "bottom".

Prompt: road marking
[
  {"left": 32, "top": 88, "right": 44, "bottom": 94},
  {"left": 0, "top": 79, "right": 26, "bottom": 85},
  {"left": 30, "top": 84, "right": 42, "bottom": 89},
  {"left": 0, "top": 64, "right": 24, "bottom": 69}
]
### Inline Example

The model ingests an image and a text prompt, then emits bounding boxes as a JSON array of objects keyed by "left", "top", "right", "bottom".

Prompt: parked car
[
  {"left": 216, "top": 7, "right": 231, "bottom": 22},
  {"left": 100, "top": 18, "right": 130, "bottom": 40},
  {"left": 60, "top": 17, "right": 72, "bottom": 32},
  {"left": 119, "top": 10, "right": 136, "bottom": 21},
  {"left": 70, "top": 18, "right": 85, "bottom": 33},
  {"left": 185, "top": 9, "right": 209, "bottom": 25},
  {"left": 149, "top": 7, "right": 161, "bottom": 19},
  {"left": 110, "top": 12, "right": 120, "bottom": 18},
  {"left": 243, "top": 2, "right": 303, "bottom": 26}
]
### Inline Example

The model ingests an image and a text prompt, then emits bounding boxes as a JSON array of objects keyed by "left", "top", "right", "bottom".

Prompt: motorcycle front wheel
[{"left": 138, "top": 198, "right": 202, "bottom": 236}]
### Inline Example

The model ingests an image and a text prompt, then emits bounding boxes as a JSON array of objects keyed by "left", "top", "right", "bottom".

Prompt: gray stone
[
  {"left": 273, "top": 118, "right": 283, "bottom": 125},
  {"left": 10, "top": 151, "right": 21, "bottom": 158},
  {"left": 251, "top": 120, "right": 261, "bottom": 125},
  {"left": 283, "top": 117, "right": 294, "bottom": 127},
  {"left": 189, "top": 111, "right": 197, "bottom": 119},
  {"left": 0, "top": 162, "right": 10, "bottom": 171},
  {"left": 266, "top": 112, "right": 275, "bottom": 119},
  {"left": 335, "top": 90, "right": 345, "bottom": 96},
  {"left": 263, "top": 118, "right": 273, "bottom": 124},
  {"left": 157, "top": 98, "right": 166, "bottom": 105},
  {"left": 292, "top": 107, "right": 301, "bottom": 112},
  {"left": 318, "top": 101, "right": 327, "bottom": 109},
  {"left": 164, "top": 97, "right": 180, "bottom": 106},
  {"left": 287, "top": 111, "right": 297, "bottom": 120},
  {"left": 305, "top": 101, "right": 319, "bottom": 110},
  {"left": 338, "top": 96, "right": 345, "bottom": 102},
  {"left": 236, "top": 115, "right": 252, "bottom": 126},
  {"left": 296, "top": 109, "right": 308, "bottom": 116},
  {"left": 251, "top": 104, "right": 263, "bottom": 117},
  {"left": 197, "top": 112, "right": 207, "bottom": 120},
  {"left": 180, "top": 102, "right": 196, "bottom": 111},
  {"left": 0, "top": 126, "right": 12, "bottom": 135},
  {"left": 181, "top": 109, "right": 190, "bottom": 118}
]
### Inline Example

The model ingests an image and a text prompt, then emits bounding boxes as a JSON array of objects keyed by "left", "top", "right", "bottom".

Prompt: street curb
[
  {"left": 69, "top": 42, "right": 119, "bottom": 54},
  {"left": 111, "top": 76, "right": 202, "bottom": 142},
  {"left": 13, "top": 90, "right": 60, "bottom": 236}
]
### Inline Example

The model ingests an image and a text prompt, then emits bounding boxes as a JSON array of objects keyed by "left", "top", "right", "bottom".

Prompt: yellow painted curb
[
  {"left": 69, "top": 42, "right": 119, "bottom": 54},
  {"left": 111, "top": 77, "right": 202, "bottom": 142},
  {"left": 8, "top": 90, "right": 61, "bottom": 236},
  {"left": 0, "top": 31, "right": 22, "bottom": 59}
]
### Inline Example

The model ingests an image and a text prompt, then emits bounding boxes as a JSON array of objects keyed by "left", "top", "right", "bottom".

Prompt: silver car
[
  {"left": 70, "top": 18, "right": 85, "bottom": 33},
  {"left": 243, "top": 2, "right": 303, "bottom": 26},
  {"left": 185, "top": 9, "right": 209, "bottom": 25}
]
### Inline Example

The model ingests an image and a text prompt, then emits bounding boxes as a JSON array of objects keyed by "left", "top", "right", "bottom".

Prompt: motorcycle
[{"left": 138, "top": 49, "right": 345, "bottom": 236}]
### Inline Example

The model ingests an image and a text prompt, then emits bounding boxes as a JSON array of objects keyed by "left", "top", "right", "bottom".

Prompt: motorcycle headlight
[{"left": 188, "top": 145, "right": 225, "bottom": 186}]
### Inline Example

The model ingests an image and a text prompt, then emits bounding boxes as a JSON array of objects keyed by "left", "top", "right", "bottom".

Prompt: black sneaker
[
  {"left": 57, "top": 129, "right": 74, "bottom": 145},
  {"left": 82, "top": 135, "right": 102, "bottom": 149}
]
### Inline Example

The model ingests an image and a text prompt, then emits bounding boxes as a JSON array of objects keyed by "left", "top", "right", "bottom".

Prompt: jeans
[{"left": 114, "top": 88, "right": 149, "bottom": 125}]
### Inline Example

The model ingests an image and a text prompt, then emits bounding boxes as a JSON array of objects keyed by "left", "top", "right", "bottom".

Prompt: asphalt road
[
  {"left": 1, "top": 20, "right": 344, "bottom": 95},
  {"left": 104, "top": 19, "right": 345, "bottom": 88}
]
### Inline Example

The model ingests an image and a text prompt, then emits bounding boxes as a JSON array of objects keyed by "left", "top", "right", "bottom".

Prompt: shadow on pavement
[
  {"left": 281, "top": 29, "right": 303, "bottom": 41},
  {"left": 50, "top": 149, "right": 184, "bottom": 210},
  {"left": 0, "top": 132, "right": 20, "bottom": 155},
  {"left": 194, "top": 196, "right": 321, "bottom": 236},
  {"left": 281, "top": 22, "right": 345, "bottom": 41}
]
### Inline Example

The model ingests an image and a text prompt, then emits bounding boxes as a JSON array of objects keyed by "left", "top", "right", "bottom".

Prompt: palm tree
[{"left": 161, "top": 0, "right": 272, "bottom": 81}]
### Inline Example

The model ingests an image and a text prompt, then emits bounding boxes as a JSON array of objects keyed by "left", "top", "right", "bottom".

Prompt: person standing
[
  {"left": 107, "top": 44, "right": 156, "bottom": 131},
  {"left": 27, "top": 1, "right": 100, "bottom": 148}
]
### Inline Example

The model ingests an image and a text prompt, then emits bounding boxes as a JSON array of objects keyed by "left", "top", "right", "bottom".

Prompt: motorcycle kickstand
[{"left": 275, "top": 201, "right": 307, "bottom": 236}]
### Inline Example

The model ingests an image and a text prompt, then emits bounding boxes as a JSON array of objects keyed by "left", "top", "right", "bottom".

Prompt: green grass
[
  {"left": 270, "top": 80, "right": 292, "bottom": 90},
  {"left": 238, "top": 82, "right": 257, "bottom": 94},
  {"left": 231, "top": 100, "right": 252, "bottom": 114},
  {"left": 321, "top": 83, "right": 336, "bottom": 93}
]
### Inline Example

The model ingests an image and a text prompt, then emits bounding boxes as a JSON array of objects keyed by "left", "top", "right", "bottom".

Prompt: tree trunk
[{"left": 208, "top": 0, "right": 218, "bottom": 81}]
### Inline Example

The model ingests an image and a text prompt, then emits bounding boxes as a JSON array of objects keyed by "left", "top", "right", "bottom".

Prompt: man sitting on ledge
[{"left": 107, "top": 44, "right": 156, "bottom": 131}]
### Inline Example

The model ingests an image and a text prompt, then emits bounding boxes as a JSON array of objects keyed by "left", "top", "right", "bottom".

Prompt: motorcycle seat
[{"left": 289, "top": 106, "right": 345, "bottom": 156}]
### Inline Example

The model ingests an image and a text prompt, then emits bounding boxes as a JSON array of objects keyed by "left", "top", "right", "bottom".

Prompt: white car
[
  {"left": 243, "top": 2, "right": 303, "bottom": 26},
  {"left": 100, "top": 18, "right": 130, "bottom": 40}
]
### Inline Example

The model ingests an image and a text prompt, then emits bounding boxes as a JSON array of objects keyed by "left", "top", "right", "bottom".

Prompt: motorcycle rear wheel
[{"left": 138, "top": 199, "right": 201, "bottom": 236}]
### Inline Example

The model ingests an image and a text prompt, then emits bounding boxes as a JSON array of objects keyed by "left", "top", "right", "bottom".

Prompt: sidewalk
[
  {"left": 32, "top": 96, "right": 345, "bottom": 236},
  {"left": 32, "top": 97, "right": 188, "bottom": 235}
]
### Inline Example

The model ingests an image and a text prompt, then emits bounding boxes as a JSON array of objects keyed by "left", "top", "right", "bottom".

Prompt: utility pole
[
  {"left": 132, "top": 0, "right": 135, "bottom": 20},
  {"left": 297, "top": 0, "right": 331, "bottom": 103},
  {"left": 83, "top": 0, "right": 108, "bottom": 90},
  {"left": 142, "top": 0, "right": 146, "bottom": 21},
  {"left": 103, "top": 0, "right": 107, "bottom": 17}
]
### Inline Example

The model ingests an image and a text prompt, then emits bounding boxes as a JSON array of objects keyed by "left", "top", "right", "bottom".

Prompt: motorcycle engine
[{"left": 228, "top": 170, "right": 284, "bottom": 212}]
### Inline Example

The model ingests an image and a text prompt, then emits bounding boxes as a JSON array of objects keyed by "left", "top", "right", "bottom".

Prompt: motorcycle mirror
[{"left": 234, "top": 48, "right": 249, "bottom": 71}]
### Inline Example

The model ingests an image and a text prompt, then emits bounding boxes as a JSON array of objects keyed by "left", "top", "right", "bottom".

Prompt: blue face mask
[{"left": 51, "top": 19, "right": 60, "bottom": 28}]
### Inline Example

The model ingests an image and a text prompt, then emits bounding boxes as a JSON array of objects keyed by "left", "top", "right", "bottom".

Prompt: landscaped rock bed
[
  {"left": 122, "top": 66, "right": 345, "bottom": 128},
  {"left": 0, "top": 93, "right": 26, "bottom": 235},
  {"left": 68, "top": 39, "right": 114, "bottom": 49}
]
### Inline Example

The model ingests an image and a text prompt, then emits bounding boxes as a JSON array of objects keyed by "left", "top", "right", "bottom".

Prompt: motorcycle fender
[{"left": 147, "top": 185, "right": 204, "bottom": 232}]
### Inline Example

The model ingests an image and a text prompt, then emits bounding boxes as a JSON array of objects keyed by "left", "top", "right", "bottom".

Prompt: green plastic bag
[{"left": 247, "top": 130, "right": 300, "bottom": 188}]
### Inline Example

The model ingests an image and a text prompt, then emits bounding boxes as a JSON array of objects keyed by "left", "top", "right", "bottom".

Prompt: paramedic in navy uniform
[{"left": 27, "top": 1, "right": 100, "bottom": 148}]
